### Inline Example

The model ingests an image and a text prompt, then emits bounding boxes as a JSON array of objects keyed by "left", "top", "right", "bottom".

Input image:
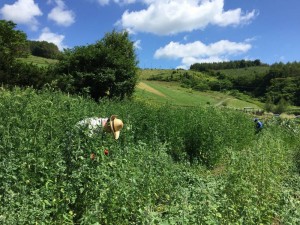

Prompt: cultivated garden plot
[{"left": 0, "top": 87, "right": 299, "bottom": 224}]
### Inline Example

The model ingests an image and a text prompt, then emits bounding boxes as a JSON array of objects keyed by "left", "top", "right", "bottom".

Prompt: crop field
[{"left": 0, "top": 87, "right": 300, "bottom": 224}]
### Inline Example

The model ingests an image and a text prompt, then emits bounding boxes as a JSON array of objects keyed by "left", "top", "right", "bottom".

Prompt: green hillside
[
  {"left": 136, "top": 69, "right": 263, "bottom": 110},
  {"left": 17, "top": 55, "right": 58, "bottom": 67},
  {"left": 15, "top": 57, "right": 264, "bottom": 110},
  {"left": 18, "top": 57, "right": 300, "bottom": 114}
]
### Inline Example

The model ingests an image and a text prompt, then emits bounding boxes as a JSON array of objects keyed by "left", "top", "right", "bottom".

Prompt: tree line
[
  {"left": 0, "top": 20, "right": 138, "bottom": 101},
  {"left": 190, "top": 59, "right": 267, "bottom": 71},
  {"left": 188, "top": 61, "right": 300, "bottom": 108}
]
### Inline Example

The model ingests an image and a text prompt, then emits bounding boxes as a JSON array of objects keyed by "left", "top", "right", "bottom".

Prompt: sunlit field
[{"left": 0, "top": 87, "right": 299, "bottom": 224}]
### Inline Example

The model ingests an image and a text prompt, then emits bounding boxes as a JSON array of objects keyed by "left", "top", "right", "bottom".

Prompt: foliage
[
  {"left": 258, "top": 62, "right": 300, "bottom": 106},
  {"left": 28, "top": 40, "right": 61, "bottom": 59},
  {"left": 53, "top": 30, "right": 138, "bottom": 101},
  {"left": 191, "top": 61, "right": 300, "bottom": 107},
  {"left": 266, "top": 77, "right": 299, "bottom": 104},
  {"left": 182, "top": 108, "right": 254, "bottom": 168},
  {"left": 0, "top": 21, "right": 138, "bottom": 102},
  {"left": 0, "top": 20, "right": 29, "bottom": 71},
  {"left": 264, "top": 96, "right": 275, "bottom": 112},
  {"left": 274, "top": 98, "right": 290, "bottom": 114},
  {"left": 0, "top": 60, "right": 51, "bottom": 89},
  {"left": 147, "top": 70, "right": 219, "bottom": 93},
  {"left": 190, "top": 59, "right": 265, "bottom": 71},
  {"left": 208, "top": 79, "right": 233, "bottom": 91},
  {"left": 1, "top": 87, "right": 299, "bottom": 224}
]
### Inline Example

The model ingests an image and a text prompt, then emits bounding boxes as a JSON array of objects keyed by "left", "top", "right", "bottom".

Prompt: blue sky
[{"left": 1, "top": 0, "right": 299, "bottom": 69}]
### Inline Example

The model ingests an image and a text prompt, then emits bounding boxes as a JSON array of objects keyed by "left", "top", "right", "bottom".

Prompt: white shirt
[{"left": 76, "top": 117, "right": 109, "bottom": 137}]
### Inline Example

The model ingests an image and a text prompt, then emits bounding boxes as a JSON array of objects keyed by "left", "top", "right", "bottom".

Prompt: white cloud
[
  {"left": 97, "top": 0, "right": 110, "bottom": 6},
  {"left": 134, "top": 40, "right": 142, "bottom": 49},
  {"left": 118, "top": 0, "right": 257, "bottom": 35},
  {"left": 48, "top": 0, "right": 75, "bottom": 26},
  {"left": 244, "top": 36, "right": 258, "bottom": 43},
  {"left": 0, "top": 0, "right": 42, "bottom": 30},
  {"left": 154, "top": 39, "right": 251, "bottom": 68},
  {"left": 36, "top": 27, "right": 67, "bottom": 50},
  {"left": 96, "top": 0, "right": 137, "bottom": 6},
  {"left": 177, "top": 56, "right": 225, "bottom": 70}
]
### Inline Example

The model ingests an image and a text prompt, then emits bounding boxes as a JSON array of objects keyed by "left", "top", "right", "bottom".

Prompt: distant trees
[
  {"left": 0, "top": 20, "right": 60, "bottom": 65},
  {"left": 189, "top": 59, "right": 300, "bottom": 107},
  {"left": 190, "top": 59, "right": 264, "bottom": 71},
  {"left": 53, "top": 30, "right": 138, "bottom": 101},
  {"left": 28, "top": 40, "right": 61, "bottom": 59},
  {"left": 261, "top": 62, "right": 300, "bottom": 106}
]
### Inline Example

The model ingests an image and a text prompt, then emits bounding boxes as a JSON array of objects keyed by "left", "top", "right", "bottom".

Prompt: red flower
[
  {"left": 104, "top": 149, "right": 109, "bottom": 155},
  {"left": 90, "top": 153, "right": 95, "bottom": 160}
]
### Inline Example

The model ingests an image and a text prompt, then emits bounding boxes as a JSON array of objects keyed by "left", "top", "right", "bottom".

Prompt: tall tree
[
  {"left": 0, "top": 20, "right": 29, "bottom": 71},
  {"left": 54, "top": 30, "right": 138, "bottom": 101},
  {"left": 98, "top": 30, "right": 138, "bottom": 99}
]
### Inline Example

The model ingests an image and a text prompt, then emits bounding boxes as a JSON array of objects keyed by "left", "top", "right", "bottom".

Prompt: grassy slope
[
  {"left": 17, "top": 55, "right": 58, "bottom": 67},
  {"left": 136, "top": 69, "right": 263, "bottom": 109}
]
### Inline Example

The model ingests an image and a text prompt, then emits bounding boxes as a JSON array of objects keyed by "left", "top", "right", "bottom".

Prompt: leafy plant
[{"left": 0, "top": 87, "right": 299, "bottom": 224}]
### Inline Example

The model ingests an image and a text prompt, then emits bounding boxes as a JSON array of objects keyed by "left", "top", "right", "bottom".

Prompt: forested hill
[{"left": 189, "top": 60, "right": 300, "bottom": 107}]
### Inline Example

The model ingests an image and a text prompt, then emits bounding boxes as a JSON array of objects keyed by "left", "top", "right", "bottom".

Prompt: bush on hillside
[
  {"left": 28, "top": 40, "right": 61, "bottom": 59},
  {"left": 0, "top": 61, "right": 51, "bottom": 89},
  {"left": 52, "top": 30, "right": 138, "bottom": 101}
]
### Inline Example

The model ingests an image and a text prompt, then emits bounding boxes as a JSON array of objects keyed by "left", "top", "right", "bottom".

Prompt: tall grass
[{"left": 0, "top": 87, "right": 299, "bottom": 224}]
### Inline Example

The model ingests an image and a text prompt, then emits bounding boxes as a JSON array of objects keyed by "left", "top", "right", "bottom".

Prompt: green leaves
[
  {"left": 0, "top": 20, "right": 29, "bottom": 70},
  {"left": 0, "top": 87, "right": 299, "bottom": 224},
  {"left": 54, "top": 30, "right": 138, "bottom": 101}
]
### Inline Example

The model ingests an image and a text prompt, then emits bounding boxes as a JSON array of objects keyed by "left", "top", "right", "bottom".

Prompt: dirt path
[
  {"left": 215, "top": 97, "right": 233, "bottom": 106},
  {"left": 137, "top": 82, "right": 166, "bottom": 97}
]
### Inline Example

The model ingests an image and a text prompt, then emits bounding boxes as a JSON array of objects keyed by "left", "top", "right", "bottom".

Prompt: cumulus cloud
[
  {"left": 36, "top": 27, "right": 67, "bottom": 50},
  {"left": 154, "top": 39, "right": 252, "bottom": 68},
  {"left": 48, "top": 0, "right": 75, "bottom": 26},
  {"left": 118, "top": 0, "right": 257, "bottom": 35},
  {"left": 0, "top": 0, "right": 42, "bottom": 30}
]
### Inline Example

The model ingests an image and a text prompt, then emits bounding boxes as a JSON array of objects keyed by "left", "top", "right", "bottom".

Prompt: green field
[
  {"left": 0, "top": 87, "right": 299, "bottom": 224},
  {"left": 18, "top": 55, "right": 58, "bottom": 67}
]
